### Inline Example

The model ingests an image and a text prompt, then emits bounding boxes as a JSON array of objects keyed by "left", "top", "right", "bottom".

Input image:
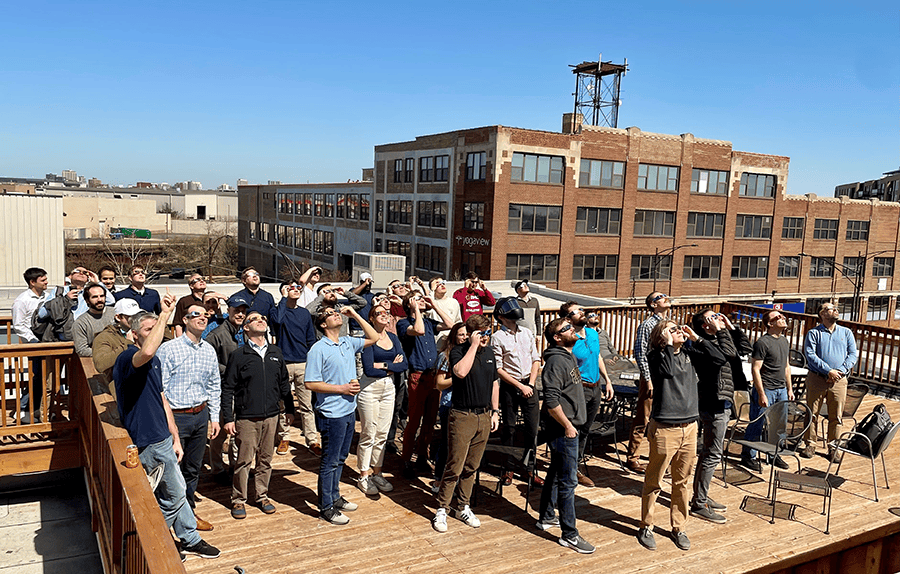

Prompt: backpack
[{"left": 847, "top": 403, "right": 892, "bottom": 457}]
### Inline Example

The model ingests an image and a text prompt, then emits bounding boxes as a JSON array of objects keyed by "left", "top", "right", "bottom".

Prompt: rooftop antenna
[{"left": 568, "top": 54, "right": 628, "bottom": 133}]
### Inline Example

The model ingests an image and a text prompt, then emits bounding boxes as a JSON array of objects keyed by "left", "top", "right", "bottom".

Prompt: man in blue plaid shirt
[{"left": 158, "top": 302, "right": 222, "bottom": 531}]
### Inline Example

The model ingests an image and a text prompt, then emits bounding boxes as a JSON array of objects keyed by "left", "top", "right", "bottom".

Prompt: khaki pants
[
  {"left": 356, "top": 376, "right": 396, "bottom": 472},
  {"left": 232, "top": 416, "right": 278, "bottom": 505},
  {"left": 804, "top": 371, "right": 848, "bottom": 447},
  {"left": 436, "top": 409, "right": 491, "bottom": 511},
  {"left": 627, "top": 376, "right": 654, "bottom": 463},
  {"left": 641, "top": 420, "right": 697, "bottom": 532},
  {"left": 277, "top": 362, "right": 319, "bottom": 446}
]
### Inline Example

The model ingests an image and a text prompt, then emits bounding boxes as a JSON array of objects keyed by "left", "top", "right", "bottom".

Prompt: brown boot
[{"left": 576, "top": 470, "right": 595, "bottom": 487}]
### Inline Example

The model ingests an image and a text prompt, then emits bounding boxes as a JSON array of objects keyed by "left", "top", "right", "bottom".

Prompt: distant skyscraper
[{"left": 62, "top": 169, "right": 77, "bottom": 182}]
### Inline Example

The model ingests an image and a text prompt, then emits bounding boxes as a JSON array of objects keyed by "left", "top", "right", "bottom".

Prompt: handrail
[{"left": 0, "top": 338, "right": 185, "bottom": 573}]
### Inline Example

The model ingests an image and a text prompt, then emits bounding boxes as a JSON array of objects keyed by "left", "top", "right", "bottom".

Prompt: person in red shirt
[{"left": 452, "top": 272, "right": 495, "bottom": 321}]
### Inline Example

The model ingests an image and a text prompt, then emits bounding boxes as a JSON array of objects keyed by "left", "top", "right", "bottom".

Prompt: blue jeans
[
  {"left": 173, "top": 406, "right": 209, "bottom": 510},
  {"left": 138, "top": 436, "right": 201, "bottom": 547},
  {"left": 742, "top": 387, "right": 788, "bottom": 459},
  {"left": 317, "top": 412, "right": 355, "bottom": 512},
  {"left": 538, "top": 434, "right": 579, "bottom": 539}
]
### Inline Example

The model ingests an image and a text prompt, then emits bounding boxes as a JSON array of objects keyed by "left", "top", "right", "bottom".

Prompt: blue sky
[{"left": 2, "top": 1, "right": 897, "bottom": 195}]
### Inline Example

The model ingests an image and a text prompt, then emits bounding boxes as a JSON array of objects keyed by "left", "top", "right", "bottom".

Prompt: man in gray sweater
[
  {"left": 536, "top": 317, "right": 594, "bottom": 555},
  {"left": 73, "top": 283, "right": 115, "bottom": 357}
]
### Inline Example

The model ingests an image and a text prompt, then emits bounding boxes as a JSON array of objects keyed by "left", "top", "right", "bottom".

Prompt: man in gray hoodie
[{"left": 535, "top": 317, "right": 594, "bottom": 555}]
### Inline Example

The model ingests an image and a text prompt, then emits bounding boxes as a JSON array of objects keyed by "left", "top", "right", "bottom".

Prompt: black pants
[
  {"left": 499, "top": 382, "right": 540, "bottom": 471},
  {"left": 577, "top": 383, "right": 605, "bottom": 461}
]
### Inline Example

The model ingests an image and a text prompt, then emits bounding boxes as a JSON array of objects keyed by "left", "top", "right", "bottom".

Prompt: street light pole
[
  {"left": 799, "top": 249, "right": 899, "bottom": 322},
  {"left": 651, "top": 243, "right": 698, "bottom": 294}
]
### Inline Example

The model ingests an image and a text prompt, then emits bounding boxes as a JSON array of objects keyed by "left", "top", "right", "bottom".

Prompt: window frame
[
  {"left": 578, "top": 158, "right": 625, "bottom": 189},
  {"left": 782, "top": 216, "right": 805, "bottom": 239},
  {"left": 735, "top": 214, "right": 772, "bottom": 239},
  {"left": 510, "top": 152, "right": 565, "bottom": 185},
  {"left": 731, "top": 256, "right": 768, "bottom": 279},
  {"left": 466, "top": 152, "right": 486, "bottom": 181},
  {"left": 637, "top": 163, "right": 679, "bottom": 192},
  {"left": 462, "top": 202, "right": 485, "bottom": 230},
  {"left": 739, "top": 172, "right": 776, "bottom": 197},
  {"left": 686, "top": 212, "right": 725, "bottom": 238},
  {"left": 575, "top": 206, "right": 622, "bottom": 235},
  {"left": 683, "top": 255, "right": 721, "bottom": 280},
  {"left": 690, "top": 168, "right": 729, "bottom": 195},
  {"left": 508, "top": 203, "right": 562, "bottom": 234},
  {"left": 633, "top": 209, "right": 676, "bottom": 237}
]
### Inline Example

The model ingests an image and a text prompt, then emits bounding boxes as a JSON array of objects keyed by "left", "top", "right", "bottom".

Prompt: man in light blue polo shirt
[
  {"left": 801, "top": 302, "right": 858, "bottom": 458},
  {"left": 305, "top": 306, "right": 379, "bottom": 525}
]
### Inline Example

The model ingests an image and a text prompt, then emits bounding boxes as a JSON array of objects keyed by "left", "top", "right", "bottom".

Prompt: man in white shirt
[{"left": 429, "top": 277, "right": 462, "bottom": 350}]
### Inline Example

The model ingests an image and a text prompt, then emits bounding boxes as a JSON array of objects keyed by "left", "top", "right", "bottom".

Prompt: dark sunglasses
[
  {"left": 651, "top": 294, "right": 668, "bottom": 303},
  {"left": 555, "top": 324, "right": 574, "bottom": 336}
]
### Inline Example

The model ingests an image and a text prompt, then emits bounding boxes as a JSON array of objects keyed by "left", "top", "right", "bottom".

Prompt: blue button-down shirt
[
  {"left": 804, "top": 323, "right": 858, "bottom": 377},
  {"left": 157, "top": 335, "right": 222, "bottom": 422},
  {"left": 305, "top": 336, "right": 365, "bottom": 418}
]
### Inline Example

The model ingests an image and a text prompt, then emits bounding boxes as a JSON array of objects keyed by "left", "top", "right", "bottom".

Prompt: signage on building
[{"left": 455, "top": 236, "right": 490, "bottom": 247}]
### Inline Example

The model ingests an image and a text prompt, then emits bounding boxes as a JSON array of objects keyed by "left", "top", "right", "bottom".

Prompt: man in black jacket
[
  {"left": 535, "top": 318, "right": 594, "bottom": 555},
  {"left": 221, "top": 309, "right": 294, "bottom": 520},
  {"left": 688, "top": 310, "right": 750, "bottom": 524}
]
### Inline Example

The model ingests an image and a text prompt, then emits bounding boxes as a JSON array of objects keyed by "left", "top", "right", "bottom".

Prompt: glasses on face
[
  {"left": 247, "top": 315, "right": 268, "bottom": 323},
  {"left": 189, "top": 277, "right": 205, "bottom": 285},
  {"left": 132, "top": 270, "right": 145, "bottom": 276},
  {"left": 244, "top": 272, "right": 259, "bottom": 279},
  {"left": 288, "top": 284, "right": 301, "bottom": 291},
  {"left": 769, "top": 314, "right": 785, "bottom": 322},
  {"left": 555, "top": 324, "right": 574, "bottom": 336},
  {"left": 821, "top": 306, "right": 837, "bottom": 313},
  {"left": 374, "top": 311, "right": 390, "bottom": 317},
  {"left": 586, "top": 313, "right": 598, "bottom": 319},
  {"left": 185, "top": 311, "right": 207, "bottom": 319},
  {"left": 391, "top": 284, "right": 407, "bottom": 290},
  {"left": 566, "top": 309, "right": 582, "bottom": 318},
  {"left": 667, "top": 325, "right": 682, "bottom": 334},
  {"left": 320, "top": 288, "right": 334, "bottom": 295},
  {"left": 324, "top": 310, "right": 341, "bottom": 318},
  {"left": 652, "top": 294, "right": 668, "bottom": 304},
  {"left": 73, "top": 269, "right": 87, "bottom": 275}
]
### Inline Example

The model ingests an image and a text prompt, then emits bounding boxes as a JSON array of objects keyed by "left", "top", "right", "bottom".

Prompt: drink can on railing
[{"left": 126, "top": 444, "right": 140, "bottom": 468}]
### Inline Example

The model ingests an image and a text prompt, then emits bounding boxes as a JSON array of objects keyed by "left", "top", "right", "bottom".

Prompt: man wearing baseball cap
[{"left": 93, "top": 298, "right": 143, "bottom": 384}]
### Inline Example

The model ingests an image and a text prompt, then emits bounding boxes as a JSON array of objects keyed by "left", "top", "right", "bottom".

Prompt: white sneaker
[
  {"left": 455, "top": 505, "right": 481, "bottom": 528},
  {"left": 357, "top": 476, "right": 378, "bottom": 495},
  {"left": 372, "top": 474, "right": 394, "bottom": 492},
  {"left": 432, "top": 508, "right": 448, "bottom": 533}
]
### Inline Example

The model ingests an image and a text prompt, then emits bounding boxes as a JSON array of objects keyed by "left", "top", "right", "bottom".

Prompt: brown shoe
[
  {"left": 626, "top": 460, "right": 647, "bottom": 474},
  {"left": 194, "top": 513, "right": 214, "bottom": 531},
  {"left": 529, "top": 472, "right": 544, "bottom": 488},
  {"left": 309, "top": 443, "right": 323, "bottom": 457},
  {"left": 276, "top": 440, "right": 290, "bottom": 455},
  {"left": 259, "top": 498, "right": 276, "bottom": 514},
  {"left": 576, "top": 470, "right": 595, "bottom": 487},
  {"left": 500, "top": 471, "right": 513, "bottom": 486}
]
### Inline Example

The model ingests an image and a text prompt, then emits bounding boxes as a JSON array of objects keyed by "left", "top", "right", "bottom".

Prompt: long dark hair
[{"left": 444, "top": 322, "right": 467, "bottom": 360}]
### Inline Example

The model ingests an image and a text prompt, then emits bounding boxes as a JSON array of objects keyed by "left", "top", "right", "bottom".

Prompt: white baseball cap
[
  {"left": 114, "top": 298, "right": 141, "bottom": 316},
  {"left": 360, "top": 272, "right": 374, "bottom": 282}
]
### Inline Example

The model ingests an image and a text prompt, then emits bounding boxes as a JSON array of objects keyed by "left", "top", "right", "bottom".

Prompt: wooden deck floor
[{"left": 185, "top": 396, "right": 900, "bottom": 574}]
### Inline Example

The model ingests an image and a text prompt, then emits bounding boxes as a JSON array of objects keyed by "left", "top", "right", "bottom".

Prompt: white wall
[{"left": 0, "top": 195, "right": 65, "bottom": 288}]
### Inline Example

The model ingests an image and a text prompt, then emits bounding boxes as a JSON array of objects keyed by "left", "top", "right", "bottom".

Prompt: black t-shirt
[
  {"left": 448, "top": 344, "right": 497, "bottom": 410},
  {"left": 752, "top": 333, "right": 789, "bottom": 390}
]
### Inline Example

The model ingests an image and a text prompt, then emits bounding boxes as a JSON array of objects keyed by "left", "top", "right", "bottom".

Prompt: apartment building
[{"left": 836, "top": 168, "right": 900, "bottom": 203}]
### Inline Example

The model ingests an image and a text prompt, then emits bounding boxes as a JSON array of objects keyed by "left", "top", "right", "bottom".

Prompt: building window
[
  {"left": 633, "top": 210, "right": 675, "bottom": 237},
  {"left": 873, "top": 257, "right": 894, "bottom": 277},
  {"left": 360, "top": 195, "right": 369, "bottom": 221},
  {"left": 375, "top": 238, "right": 382, "bottom": 252},
  {"left": 846, "top": 220, "right": 870, "bottom": 241},
  {"left": 506, "top": 254, "right": 559, "bottom": 282},
  {"left": 314, "top": 194, "right": 325, "bottom": 217},
  {"left": 466, "top": 152, "right": 486, "bottom": 181},
  {"left": 778, "top": 256, "right": 800, "bottom": 278},
  {"left": 386, "top": 240, "right": 412, "bottom": 272},
  {"left": 325, "top": 194, "right": 334, "bottom": 217},
  {"left": 683, "top": 256, "right": 721, "bottom": 280},
  {"left": 843, "top": 257, "right": 863, "bottom": 277},
  {"left": 393, "top": 159, "right": 403, "bottom": 183},
  {"left": 637, "top": 164, "right": 679, "bottom": 192},
  {"left": 301, "top": 194, "right": 312, "bottom": 216},
  {"left": 686, "top": 212, "right": 724, "bottom": 238},
  {"left": 631, "top": 254, "right": 671, "bottom": 281},
  {"left": 417, "top": 201, "right": 433, "bottom": 227},
  {"left": 812, "top": 218, "right": 839, "bottom": 240},
  {"left": 511, "top": 152, "right": 564, "bottom": 184},
  {"left": 782, "top": 217, "right": 804, "bottom": 239},
  {"left": 375, "top": 200, "right": 384, "bottom": 229},
  {"left": 732, "top": 256, "right": 768, "bottom": 279},
  {"left": 739, "top": 173, "right": 776, "bottom": 197},
  {"left": 735, "top": 214, "right": 772, "bottom": 239},
  {"left": 336, "top": 194, "right": 345, "bottom": 218},
  {"left": 575, "top": 207, "right": 621, "bottom": 235},
  {"left": 809, "top": 257, "right": 834, "bottom": 278},
  {"left": 346, "top": 194, "right": 358, "bottom": 219},
  {"left": 508, "top": 204, "right": 562, "bottom": 233},
  {"left": 573, "top": 254, "right": 618, "bottom": 281},
  {"left": 463, "top": 202, "right": 484, "bottom": 230},
  {"left": 404, "top": 158, "right": 414, "bottom": 183},
  {"left": 435, "top": 155, "right": 449, "bottom": 182},
  {"left": 400, "top": 200, "right": 413, "bottom": 225},
  {"left": 433, "top": 201, "right": 447, "bottom": 228},
  {"left": 250, "top": 221, "right": 257, "bottom": 240},
  {"left": 419, "top": 157, "right": 434, "bottom": 182},
  {"left": 867, "top": 296, "right": 890, "bottom": 321},
  {"left": 690, "top": 169, "right": 728, "bottom": 194},
  {"left": 460, "top": 251, "right": 483, "bottom": 277},
  {"left": 387, "top": 200, "right": 399, "bottom": 224},
  {"left": 579, "top": 159, "right": 625, "bottom": 188},
  {"left": 416, "top": 244, "right": 446, "bottom": 273}
]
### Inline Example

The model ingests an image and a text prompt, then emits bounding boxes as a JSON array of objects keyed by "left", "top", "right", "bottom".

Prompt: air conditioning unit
[{"left": 352, "top": 252, "right": 405, "bottom": 289}]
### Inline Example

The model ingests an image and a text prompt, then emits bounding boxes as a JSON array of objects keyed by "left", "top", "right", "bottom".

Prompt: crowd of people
[{"left": 9, "top": 264, "right": 858, "bottom": 558}]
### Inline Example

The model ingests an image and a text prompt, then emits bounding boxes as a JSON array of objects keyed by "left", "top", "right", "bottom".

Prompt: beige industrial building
[{"left": 0, "top": 194, "right": 65, "bottom": 288}]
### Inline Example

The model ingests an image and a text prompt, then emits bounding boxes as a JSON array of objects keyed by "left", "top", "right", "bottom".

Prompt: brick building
[
  {"left": 835, "top": 167, "right": 900, "bottom": 203},
  {"left": 373, "top": 123, "right": 900, "bottom": 325}
]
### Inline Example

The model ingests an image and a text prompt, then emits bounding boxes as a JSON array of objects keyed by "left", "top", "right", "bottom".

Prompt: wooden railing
[
  {"left": 0, "top": 334, "right": 185, "bottom": 573},
  {"left": 528, "top": 302, "right": 899, "bottom": 392}
]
